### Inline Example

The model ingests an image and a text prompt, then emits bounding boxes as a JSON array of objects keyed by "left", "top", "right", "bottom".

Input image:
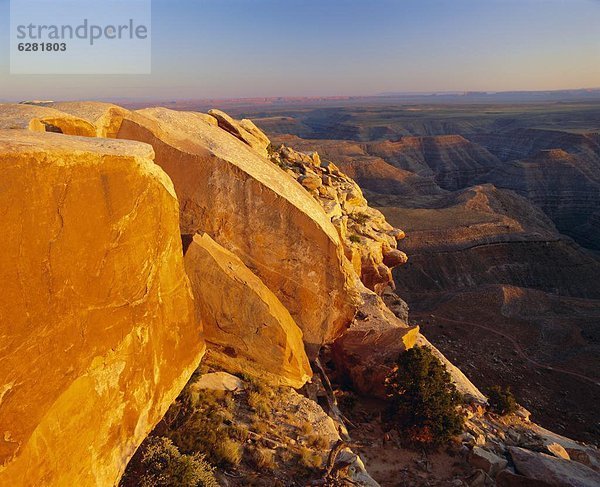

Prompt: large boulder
[
  {"left": 469, "top": 446, "right": 508, "bottom": 477},
  {"left": 117, "top": 108, "right": 359, "bottom": 354},
  {"left": 332, "top": 288, "right": 419, "bottom": 397},
  {"left": 508, "top": 447, "right": 600, "bottom": 487},
  {"left": 184, "top": 233, "right": 312, "bottom": 388},
  {"left": 207, "top": 108, "right": 271, "bottom": 158},
  {"left": 0, "top": 130, "right": 204, "bottom": 486},
  {"left": 48, "top": 101, "right": 131, "bottom": 138},
  {"left": 0, "top": 103, "right": 96, "bottom": 136}
]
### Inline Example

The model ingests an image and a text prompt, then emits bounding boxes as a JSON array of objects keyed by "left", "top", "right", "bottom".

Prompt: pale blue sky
[{"left": 0, "top": 0, "right": 599, "bottom": 101}]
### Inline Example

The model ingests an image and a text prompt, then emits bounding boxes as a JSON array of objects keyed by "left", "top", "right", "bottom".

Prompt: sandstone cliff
[
  {"left": 0, "top": 129, "right": 204, "bottom": 486},
  {"left": 117, "top": 108, "right": 359, "bottom": 353}
]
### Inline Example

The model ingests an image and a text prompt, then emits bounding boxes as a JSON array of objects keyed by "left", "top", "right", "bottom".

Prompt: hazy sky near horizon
[{"left": 0, "top": 0, "right": 599, "bottom": 101}]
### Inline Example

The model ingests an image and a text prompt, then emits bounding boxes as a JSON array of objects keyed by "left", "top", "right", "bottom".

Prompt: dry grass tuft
[
  {"left": 216, "top": 438, "right": 243, "bottom": 467},
  {"left": 299, "top": 421, "right": 313, "bottom": 436},
  {"left": 299, "top": 446, "right": 323, "bottom": 469},
  {"left": 248, "top": 391, "right": 271, "bottom": 418},
  {"left": 307, "top": 434, "right": 330, "bottom": 451},
  {"left": 250, "top": 447, "right": 276, "bottom": 471}
]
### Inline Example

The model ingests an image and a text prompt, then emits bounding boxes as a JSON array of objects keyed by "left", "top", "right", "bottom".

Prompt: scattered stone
[
  {"left": 546, "top": 442, "right": 570, "bottom": 460},
  {"left": 475, "top": 435, "right": 487, "bottom": 446},
  {"left": 507, "top": 429, "right": 522, "bottom": 444},
  {"left": 461, "top": 432, "right": 477, "bottom": 445},
  {"left": 192, "top": 372, "right": 245, "bottom": 392},
  {"left": 566, "top": 448, "right": 594, "bottom": 469},
  {"left": 496, "top": 469, "right": 549, "bottom": 486},
  {"left": 468, "top": 469, "right": 492, "bottom": 486},
  {"left": 299, "top": 174, "right": 323, "bottom": 190},
  {"left": 469, "top": 446, "right": 508, "bottom": 477},
  {"left": 383, "top": 248, "right": 409, "bottom": 267},
  {"left": 516, "top": 406, "right": 532, "bottom": 422}
]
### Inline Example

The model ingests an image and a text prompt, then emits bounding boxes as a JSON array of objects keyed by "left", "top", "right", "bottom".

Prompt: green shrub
[
  {"left": 386, "top": 346, "right": 464, "bottom": 446},
  {"left": 138, "top": 436, "right": 218, "bottom": 487},
  {"left": 488, "top": 385, "right": 518, "bottom": 415},
  {"left": 348, "top": 234, "right": 361, "bottom": 244}
]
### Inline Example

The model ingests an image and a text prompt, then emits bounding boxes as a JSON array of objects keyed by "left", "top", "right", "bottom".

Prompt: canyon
[
  {"left": 246, "top": 101, "right": 600, "bottom": 447},
  {"left": 0, "top": 100, "right": 598, "bottom": 486}
]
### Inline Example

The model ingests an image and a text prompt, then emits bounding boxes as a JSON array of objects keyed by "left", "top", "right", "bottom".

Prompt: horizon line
[{"left": 3, "top": 87, "right": 600, "bottom": 105}]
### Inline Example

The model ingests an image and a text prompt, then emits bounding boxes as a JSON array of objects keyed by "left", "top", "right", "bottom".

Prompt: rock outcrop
[
  {"left": 508, "top": 447, "right": 600, "bottom": 487},
  {"left": 117, "top": 108, "right": 359, "bottom": 353},
  {"left": 269, "top": 144, "right": 407, "bottom": 294},
  {"left": 207, "top": 109, "right": 271, "bottom": 158},
  {"left": 184, "top": 233, "right": 312, "bottom": 388},
  {"left": 0, "top": 103, "right": 96, "bottom": 136},
  {"left": 48, "top": 101, "right": 131, "bottom": 138},
  {"left": 331, "top": 288, "right": 420, "bottom": 398},
  {"left": 0, "top": 130, "right": 204, "bottom": 486}
]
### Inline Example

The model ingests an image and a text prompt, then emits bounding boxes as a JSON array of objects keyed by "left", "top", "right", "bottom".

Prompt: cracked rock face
[
  {"left": 0, "top": 103, "right": 97, "bottom": 136},
  {"left": 0, "top": 130, "right": 204, "bottom": 486},
  {"left": 117, "top": 108, "right": 359, "bottom": 354},
  {"left": 184, "top": 233, "right": 312, "bottom": 388},
  {"left": 269, "top": 145, "right": 407, "bottom": 294},
  {"left": 47, "top": 101, "right": 131, "bottom": 138}
]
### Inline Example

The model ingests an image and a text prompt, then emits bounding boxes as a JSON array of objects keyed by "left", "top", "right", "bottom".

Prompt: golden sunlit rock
[
  {"left": 117, "top": 107, "right": 359, "bottom": 354},
  {"left": 0, "top": 130, "right": 204, "bottom": 486},
  {"left": 208, "top": 108, "right": 272, "bottom": 158},
  {"left": 0, "top": 103, "right": 97, "bottom": 136},
  {"left": 185, "top": 233, "right": 312, "bottom": 388},
  {"left": 48, "top": 101, "right": 131, "bottom": 138}
]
